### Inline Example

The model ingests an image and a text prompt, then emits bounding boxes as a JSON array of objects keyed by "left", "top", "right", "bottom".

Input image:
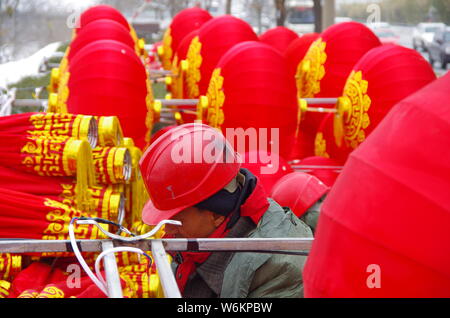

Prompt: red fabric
[
  {"left": 213, "top": 41, "right": 298, "bottom": 159},
  {"left": 240, "top": 176, "right": 270, "bottom": 225},
  {"left": 176, "top": 217, "right": 230, "bottom": 294},
  {"left": 193, "top": 15, "right": 258, "bottom": 97},
  {"left": 259, "top": 26, "right": 299, "bottom": 54},
  {"left": 168, "top": 7, "right": 212, "bottom": 57},
  {"left": 303, "top": 73, "right": 448, "bottom": 297},
  {"left": 0, "top": 165, "right": 73, "bottom": 197},
  {"left": 67, "top": 39, "right": 149, "bottom": 149},
  {"left": 242, "top": 150, "right": 293, "bottom": 195}
]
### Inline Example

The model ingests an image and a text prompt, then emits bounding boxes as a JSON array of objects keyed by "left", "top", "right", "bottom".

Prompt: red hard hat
[
  {"left": 271, "top": 172, "right": 329, "bottom": 218},
  {"left": 299, "top": 156, "right": 342, "bottom": 187},
  {"left": 140, "top": 123, "right": 241, "bottom": 225}
]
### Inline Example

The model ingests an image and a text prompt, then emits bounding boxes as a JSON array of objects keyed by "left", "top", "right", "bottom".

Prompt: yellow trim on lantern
[
  {"left": 186, "top": 36, "right": 202, "bottom": 98},
  {"left": 337, "top": 70, "right": 371, "bottom": 149},
  {"left": 297, "top": 38, "right": 327, "bottom": 98},
  {"left": 205, "top": 68, "right": 225, "bottom": 129}
]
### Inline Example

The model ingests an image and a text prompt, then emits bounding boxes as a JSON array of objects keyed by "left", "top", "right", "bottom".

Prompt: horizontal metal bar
[
  {"left": 12, "top": 99, "right": 46, "bottom": 108},
  {"left": 303, "top": 98, "right": 339, "bottom": 105},
  {"left": 157, "top": 99, "right": 198, "bottom": 106},
  {"left": 0, "top": 238, "right": 313, "bottom": 254}
]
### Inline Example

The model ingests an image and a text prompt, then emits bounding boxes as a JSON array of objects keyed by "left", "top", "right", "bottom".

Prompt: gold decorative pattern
[
  {"left": 161, "top": 28, "right": 173, "bottom": 70},
  {"left": 186, "top": 36, "right": 203, "bottom": 98},
  {"left": 341, "top": 70, "right": 371, "bottom": 149},
  {"left": 314, "top": 132, "right": 330, "bottom": 158},
  {"left": 17, "top": 289, "right": 39, "bottom": 298},
  {"left": 297, "top": 38, "right": 327, "bottom": 98},
  {"left": 0, "top": 280, "right": 11, "bottom": 298},
  {"left": 205, "top": 68, "right": 225, "bottom": 129},
  {"left": 37, "top": 285, "right": 65, "bottom": 298}
]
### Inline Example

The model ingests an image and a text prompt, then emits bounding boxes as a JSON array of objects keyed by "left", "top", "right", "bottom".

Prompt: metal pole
[
  {"left": 157, "top": 99, "right": 199, "bottom": 106},
  {"left": 12, "top": 99, "right": 47, "bottom": 108},
  {"left": 303, "top": 98, "right": 338, "bottom": 105},
  {"left": 151, "top": 240, "right": 182, "bottom": 298},
  {"left": 0, "top": 238, "right": 314, "bottom": 253},
  {"left": 101, "top": 241, "right": 123, "bottom": 298}
]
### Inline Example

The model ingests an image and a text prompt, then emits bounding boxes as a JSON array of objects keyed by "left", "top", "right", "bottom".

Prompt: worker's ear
[{"left": 212, "top": 213, "right": 225, "bottom": 228}]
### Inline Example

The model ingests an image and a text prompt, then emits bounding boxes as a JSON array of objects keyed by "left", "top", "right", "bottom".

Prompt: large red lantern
[
  {"left": 259, "top": 26, "right": 299, "bottom": 54},
  {"left": 334, "top": 44, "right": 436, "bottom": 153},
  {"left": 314, "top": 113, "right": 350, "bottom": 164},
  {"left": 62, "top": 39, "right": 153, "bottom": 150},
  {"left": 295, "top": 22, "right": 381, "bottom": 158},
  {"left": 185, "top": 15, "right": 258, "bottom": 98},
  {"left": 159, "top": 7, "right": 212, "bottom": 70},
  {"left": 303, "top": 72, "right": 450, "bottom": 297},
  {"left": 201, "top": 41, "right": 298, "bottom": 159},
  {"left": 241, "top": 150, "right": 293, "bottom": 195}
]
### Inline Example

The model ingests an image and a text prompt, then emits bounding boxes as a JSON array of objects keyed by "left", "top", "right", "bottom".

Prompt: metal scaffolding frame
[{"left": 0, "top": 237, "right": 313, "bottom": 298}]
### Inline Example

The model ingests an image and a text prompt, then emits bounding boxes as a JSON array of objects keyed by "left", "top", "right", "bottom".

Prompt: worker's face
[{"left": 163, "top": 207, "right": 225, "bottom": 239}]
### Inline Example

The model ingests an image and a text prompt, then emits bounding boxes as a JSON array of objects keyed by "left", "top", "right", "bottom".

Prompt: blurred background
[{"left": 1, "top": 0, "right": 449, "bottom": 94}]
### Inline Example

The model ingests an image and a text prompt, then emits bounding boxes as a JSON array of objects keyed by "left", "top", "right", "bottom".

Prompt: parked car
[
  {"left": 374, "top": 28, "right": 400, "bottom": 45},
  {"left": 412, "top": 23, "right": 446, "bottom": 51},
  {"left": 427, "top": 26, "right": 450, "bottom": 69}
]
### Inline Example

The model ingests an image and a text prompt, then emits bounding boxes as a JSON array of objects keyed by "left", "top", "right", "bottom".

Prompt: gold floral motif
[
  {"left": 297, "top": 38, "right": 327, "bottom": 98},
  {"left": 17, "top": 289, "right": 39, "bottom": 298},
  {"left": 37, "top": 285, "right": 65, "bottom": 298},
  {"left": 342, "top": 70, "right": 371, "bottom": 149},
  {"left": 314, "top": 132, "right": 330, "bottom": 158},
  {"left": 161, "top": 28, "right": 173, "bottom": 70},
  {"left": 186, "top": 36, "right": 203, "bottom": 98},
  {"left": 205, "top": 68, "right": 225, "bottom": 129}
]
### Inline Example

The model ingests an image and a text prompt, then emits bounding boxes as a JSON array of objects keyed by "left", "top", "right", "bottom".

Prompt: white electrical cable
[
  {"left": 76, "top": 219, "right": 182, "bottom": 242},
  {"left": 94, "top": 247, "right": 151, "bottom": 289},
  {"left": 68, "top": 219, "right": 108, "bottom": 296}
]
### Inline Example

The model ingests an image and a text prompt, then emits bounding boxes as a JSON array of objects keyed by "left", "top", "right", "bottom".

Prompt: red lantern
[
  {"left": 69, "top": 19, "right": 136, "bottom": 61},
  {"left": 259, "top": 26, "right": 299, "bottom": 54},
  {"left": 335, "top": 44, "right": 436, "bottom": 152},
  {"left": 284, "top": 33, "right": 320, "bottom": 160},
  {"left": 185, "top": 15, "right": 258, "bottom": 98},
  {"left": 202, "top": 41, "right": 298, "bottom": 159},
  {"left": 295, "top": 22, "right": 381, "bottom": 158},
  {"left": 284, "top": 33, "right": 320, "bottom": 80},
  {"left": 241, "top": 150, "right": 293, "bottom": 194},
  {"left": 314, "top": 113, "right": 350, "bottom": 164},
  {"left": 160, "top": 7, "right": 212, "bottom": 70},
  {"left": 303, "top": 73, "right": 450, "bottom": 297},
  {"left": 77, "top": 5, "right": 130, "bottom": 34},
  {"left": 64, "top": 39, "right": 153, "bottom": 150}
]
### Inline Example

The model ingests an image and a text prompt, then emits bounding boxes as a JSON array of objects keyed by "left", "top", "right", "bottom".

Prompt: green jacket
[{"left": 180, "top": 199, "right": 313, "bottom": 298}]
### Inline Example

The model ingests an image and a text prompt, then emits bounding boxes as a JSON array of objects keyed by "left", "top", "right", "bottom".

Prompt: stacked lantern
[{"left": 259, "top": 26, "right": 299, "bottom": 54}]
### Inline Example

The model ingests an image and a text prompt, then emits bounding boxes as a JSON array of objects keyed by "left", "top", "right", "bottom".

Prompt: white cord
[
  {"left": 68, "top": 220, "right": 108, "bottom": 296},
  {"left": 76, "top": 219, "right": 182, "bottom": 242},
  {"left": 94, "top": 247, "right": 151, "bottom": 289}
]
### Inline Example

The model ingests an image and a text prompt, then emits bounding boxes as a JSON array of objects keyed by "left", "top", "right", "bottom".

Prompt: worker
[{"left": 139, "top": 123, "right": 313, "bottom": 298}]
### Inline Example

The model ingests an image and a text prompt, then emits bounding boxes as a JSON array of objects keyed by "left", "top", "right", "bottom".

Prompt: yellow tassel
[{"left": 63, "top": 139, "right": 96, "bottom": 212}]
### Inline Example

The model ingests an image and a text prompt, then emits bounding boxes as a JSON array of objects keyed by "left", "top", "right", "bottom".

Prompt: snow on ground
[{"left": 0, "top": 42, "right": 61, "bottom": 88}]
